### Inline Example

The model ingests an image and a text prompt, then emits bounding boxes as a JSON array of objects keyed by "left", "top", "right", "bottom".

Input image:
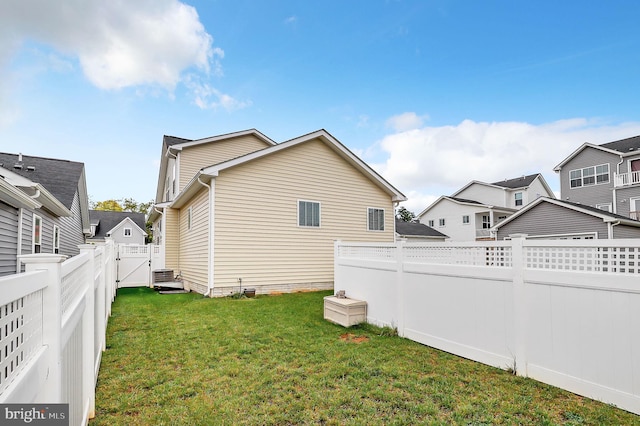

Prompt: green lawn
[{"left": 92, "top": 288, "right": 639, "bottom": 425}]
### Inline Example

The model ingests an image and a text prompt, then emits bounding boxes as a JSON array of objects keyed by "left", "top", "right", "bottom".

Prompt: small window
[
  {"left": 368, "top": 208, "right": 385, "bottom": 231},
  {"left": 438, "top": 218, "right": 445, "bottom": 227},
  {"left": 482, "top": 215, "right": 491, "bottom": 229},
  {"left": 462, "top": 215, "right": 470, "bottom": 224},
  {"left": 596, "top": 203, "right": 612, "bottom": 212},
  {"left": 124, "top": 227, "right": 132, "bottom": 237},
  {"left": 427, "top": 219, "right": 434, "bottom": 227},
  {"left": 514, "top": 192, "right": 523, "bottom": 206},
  {"left": 53, "top": 225, "right": 60, "bottom": 254},
  {"left": 498, "top": 215, "right": 507, "bottom": 221},
  {"left": 33, "top": 214, "right": 42, "bottom": 253},
  {"left": 299, "top": 201, "right": 320, "bottom": 227},
  {"left": 596, "top": 164, "right": 609, "bottom": 184},
  {"left": 570, "top": 169, "right": 582, "bottom": 188},
  {"left": 187, "top": 207, "right": 192, "bottom": 230}
]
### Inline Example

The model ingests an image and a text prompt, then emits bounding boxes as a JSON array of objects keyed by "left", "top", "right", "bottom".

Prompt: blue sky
[{"left": 1, "top": 1, "right": 640, "bottom": 213}]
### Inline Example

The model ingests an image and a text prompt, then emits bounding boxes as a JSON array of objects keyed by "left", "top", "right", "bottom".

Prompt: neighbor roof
[
  {"left": 0, "top": 152, "right": 84, "bottom": 209},
  {"left": 89, "top": 210, "right": 147, "bottom": 239},
  {"left": 599, "top": 135, "right": 640, "bottom": 153},
  {"left": 490, "top": 173, "right": 540, "bottom": 189},
  {"left": 491, "top": 197, "right": 640, "bottom": 231},
  {"left": 395, "top": 219, "right": 448, "bottom": 239}
]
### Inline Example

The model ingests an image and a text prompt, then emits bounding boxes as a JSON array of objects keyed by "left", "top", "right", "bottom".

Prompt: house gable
[{"left": 155, "top": 130, "right": 277, "bottom": 203}]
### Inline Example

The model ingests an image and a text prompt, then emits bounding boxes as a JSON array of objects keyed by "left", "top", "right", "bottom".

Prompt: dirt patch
[{"left": 339, "top": 333, "right": 369, "bottom": 344}]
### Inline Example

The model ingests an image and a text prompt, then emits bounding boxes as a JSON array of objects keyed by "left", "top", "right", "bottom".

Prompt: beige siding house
[{"left": 150, "top": 129, "right": 406, "bottom": 296}]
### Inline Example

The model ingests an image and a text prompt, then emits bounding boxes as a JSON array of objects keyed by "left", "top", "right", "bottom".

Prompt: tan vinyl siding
[
  {"left": 177, "top": 187, "right": 210, "bottom": 292},
  {"left": 213, "top": 138, "right": 395, "bottom": 293},
  {"left": 164, "top": 208, "right": 180, "bottom": 271},
  {"left": 179, "top": 135, "right": 271, "bottom": 192}
]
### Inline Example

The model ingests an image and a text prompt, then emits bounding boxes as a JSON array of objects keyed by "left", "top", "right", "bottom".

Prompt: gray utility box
[{"left": 324, "top": 296, "right": 367, "bottom": 327}]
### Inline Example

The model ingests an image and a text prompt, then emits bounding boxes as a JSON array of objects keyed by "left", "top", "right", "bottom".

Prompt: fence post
[
  {"left": 19, "top": 254, "right": 67, "bottom": 403},
  {"left": 510, "top": 234, "right": 528, "bottom": 377},
  {"left": 79, "top": 245, "right": 97, "bottom": 419},
  {"left": 396, "top": 240, "right": 405, "bottom": 336}
]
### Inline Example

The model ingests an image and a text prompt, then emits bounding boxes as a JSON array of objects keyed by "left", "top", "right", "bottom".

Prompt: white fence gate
[{"left": 116, "top": 244, "right": 163, "bottom": 288}]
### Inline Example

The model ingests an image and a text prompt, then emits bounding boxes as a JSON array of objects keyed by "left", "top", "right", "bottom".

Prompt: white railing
[
  {"left": 335, "top": 237, "right": 640, "bottom": 416},
  {"left": 614, "top": 170, "right": 640, "bottom": 187},
  {"left": 0, "top": 240, "right": 118, "bottom": 426}
]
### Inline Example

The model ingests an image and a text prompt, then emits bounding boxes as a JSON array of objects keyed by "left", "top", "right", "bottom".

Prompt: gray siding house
[
  {"left": 87, "top": 210, "right": 147, "bottom": 245},
  {"left": 493, "top": 197, "right": 640, "bottom": 240},
  {"left": 554, "top": 134, "right": 640, "bottom": 218},
  {"left": 0, "top": 153, "right": 90, "bottom": 276}
]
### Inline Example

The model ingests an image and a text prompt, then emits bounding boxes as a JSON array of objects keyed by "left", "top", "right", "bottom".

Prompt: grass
[{"left": 92, "top": 288, "right": 639, "bottom": 425}]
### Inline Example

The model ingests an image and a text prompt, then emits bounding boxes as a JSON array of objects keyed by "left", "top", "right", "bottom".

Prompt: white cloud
[
  {"left": 0, "top": 0, "right": 216, "bottom": 90},
  {"left": 185, "top": 75, "right": 252, "bottom": 111},
  {"left": 385, "top": 112, "right": 429, "bottom": 132},
  {"left": 285, "top": 16, "right": 298, "bottom": 25},
  {"left": 375, "top": 117, "right": 640, "bottom": 212}
]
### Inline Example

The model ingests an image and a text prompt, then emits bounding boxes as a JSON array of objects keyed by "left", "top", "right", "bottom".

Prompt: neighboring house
[
  {"left": 0, "top": 153, "right": 90, "bottom": 276},
  {"left": 149, "top": 129, "right": 406, "bottom": 297},
  {"left": 417, "top": 173, "right": 555, "bottom": 241},
  {"left": 87, "top": 210, "right": 147, "bottom": 245},
  {"left": 492, "top": 197, "right": 640, "bottom": 240},
  {"left": 395, "top": 219, "right": 448, "bottom": 242},
  {"left": 554, "top": 134, "right": 640, "bottom": 218}
]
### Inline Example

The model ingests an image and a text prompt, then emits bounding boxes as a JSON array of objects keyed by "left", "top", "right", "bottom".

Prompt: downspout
[
  {"left": 393, "top": 201, "right": 400, "bottom": 241},
  {"left": 16, "top": 208, "right": 24, "bottom": 272},
  {"left": 608, "top": 220, "right": 620, "bottom": 239},
  {"left": 197, "top": 176, "right": 215, "bottom": 297},
  {"left": 613, "top": 155, "right": 624, "bottom": 214}
]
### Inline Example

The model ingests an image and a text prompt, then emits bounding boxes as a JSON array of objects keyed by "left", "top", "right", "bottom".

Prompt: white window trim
[
  {"left": 427, "top": 219, "right": 434, "bottom": 227},
  {"left": 569, "top": 163, "right": 610, "bottom": 188},
  {"left": 514, "top": 192, "right": 523, "bottom": 206},
  {"left": 595, "top": 203, "right": 612, "bottom": 213},
  {"left": 462, "top": 215, "right": 470, "bottom": 225},
  {"left": 438, "top": 218, "right": 445, "bottom": 227},
  {"left": 32, "top": 214, "right": 42, "bottom": 254},
  {"left": 53, "top": 225, "right": 60, "bottom": 254},
  {"left": 298, "top": 200, "right": 321, "bottom": 228},
  {"left": 123, "top": 227, "right": 132, "bottom": 237},
  {"left": 367, "top": 207, "right": 385, "bottom": 232}
]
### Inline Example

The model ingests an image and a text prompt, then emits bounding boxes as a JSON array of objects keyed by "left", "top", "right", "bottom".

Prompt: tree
[
  {"left": 92, "top": 199, "right": 123, "bottom": 211},
  {"left": 396, "top": 206, "right": 416, "bottom": 222}
]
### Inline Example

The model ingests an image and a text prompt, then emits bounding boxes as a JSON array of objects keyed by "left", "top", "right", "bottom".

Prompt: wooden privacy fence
[
  {"left": 335, "top": 236, "right": 640, "bottom": 416},
  {"left": 0, "top": 241, "right": 117, "bottom": 426}
]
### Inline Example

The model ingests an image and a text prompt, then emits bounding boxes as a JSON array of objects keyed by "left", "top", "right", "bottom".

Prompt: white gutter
[
  {"left": 612, "top": 155, "right": 625, "bottom": 214},
  {"left": 197, "top": 176, "right": 215, "bottom": 298}
]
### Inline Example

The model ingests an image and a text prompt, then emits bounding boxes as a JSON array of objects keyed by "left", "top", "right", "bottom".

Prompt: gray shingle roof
[
  {"left": 448, "top": 196, "right": 484, "bottom": 205},
  {"left": 395, "top": 219, "right": 448, "bottom": 238},
  {"left": 599, "top": 135, "right": 640, "bottom": 153},
  {"left": 89, "top": 210, "right": 147, "bottom": 238},
  {"left": 490, "top": 173, "right": 539, "bottom": 189},
  {"left": 0, "top": 152, "right": 84, "bottom": 209}
]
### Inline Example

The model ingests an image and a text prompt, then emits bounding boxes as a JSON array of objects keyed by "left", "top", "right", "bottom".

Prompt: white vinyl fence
[
  {"left": 335, "top": 235, "right": 640, "bottom": 416},
  {"left": 0, "top": 241, "right": 118, "bottom": 426}
]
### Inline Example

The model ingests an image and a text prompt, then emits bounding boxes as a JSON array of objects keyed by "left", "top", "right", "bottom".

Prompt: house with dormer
[
  {"left": 554, "top": 134, "right": 640, "bottom": 218},
  {"left": 416, "top": 173, "right": 555, "bottom": 241},
  {"left": 149, "top": 129, "right": 406, "bottom": 297},
  {"left": 87, "top": 210, "right": 147, "bottom": 245},
  {"left": 0, "top": 153, "right": 90, "bottom": 276}
]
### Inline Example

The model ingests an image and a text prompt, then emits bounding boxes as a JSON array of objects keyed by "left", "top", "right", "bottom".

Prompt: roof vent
[
  {"left": 26, "top": 165, "right": 36, "bottom": 171},
  {"left": 14, "top": 164, "right": 23, "bottom": 170},
  {"left": 630, "top": 148, "right": 634, "bottom": 151},
  {"left": 18, "top": 153, "right": 23, "bottom": 162}
]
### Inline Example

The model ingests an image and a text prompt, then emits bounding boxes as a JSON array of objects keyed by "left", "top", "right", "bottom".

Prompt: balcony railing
[
  {"left": 631, "top": 211, "right": 640, "bottom": 221},
  {"left": 476, "top": 228, "right": 492, "bottom": 238},
  {"left": 614, "top": 171, "right": 640, "bottom": 187}
]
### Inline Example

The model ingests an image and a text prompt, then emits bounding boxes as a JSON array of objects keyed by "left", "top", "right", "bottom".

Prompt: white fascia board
[
  {"left": 201, "top": 129, "right": 407, "bottom": 202},
  {"left": 31, "top": 183, "right": 72, "bottom": 217},
  {"left": 106, "top": 217, "right": 147, "bottom": 236},
  {"left": 170, "top": 171, "right": 209, "bottom": 209},
  {"left": 490, "top": 196, "right": 546, "bottom": 231},
  {"left": 553, "top": 143, "right": 621, "bottom": 171},
  {"left": 416, "top": 196, "right": 446, "bottom": 218},
  {"left": 0, "top": 178, "right": 41, "bottom": 209},
  {"left": 172, "top": 129, "right": 277, "bottom": 151}
]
